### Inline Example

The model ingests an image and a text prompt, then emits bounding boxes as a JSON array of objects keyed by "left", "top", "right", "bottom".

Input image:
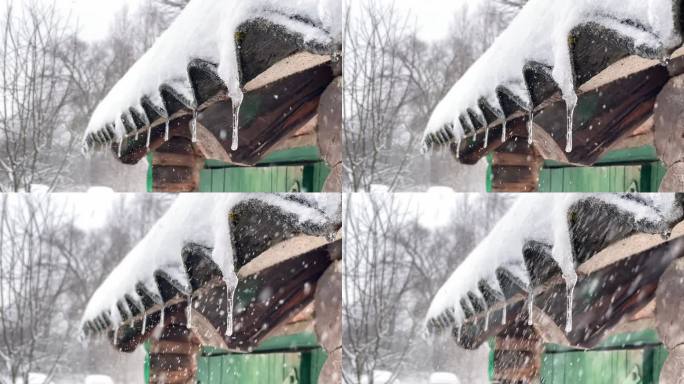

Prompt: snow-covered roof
[
  {"left": 80, "top": 193, "right": 341, "bottom": 338},
  {"left": 425, "top": 194, "right": 684, "bottom": 337},
  {"left": 422, "top": 0, "right": 682, "bottom": 153},
  {"left": 82, "top": 0, "right": 340, "bottom": 151}
]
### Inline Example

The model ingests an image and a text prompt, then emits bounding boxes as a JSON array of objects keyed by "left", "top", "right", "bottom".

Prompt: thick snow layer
[
  {"left": 84, "top": 0, "right": 340, "bottom": 145},
  {"left": 81, "top": 193, "right": 340, "bottom": 332},
  {"left": 423, "top": 0, "right": 682, "bottom": 151},
  {"left": 425, "top": 193, "right": 683, "bottom": 330}
]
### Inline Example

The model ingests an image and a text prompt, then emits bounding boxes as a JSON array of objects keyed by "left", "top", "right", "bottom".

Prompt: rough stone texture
[
  {"left": 659, "top": 345, "right": 684, "bottom": 384},
  {"left": 323, "top": 163, "right": 342, "bottom": 192},
  {"left": 314, "top": 261, "right": 341, "bottom": 353},
  {"left": 317, "top": 77, "right": 342, "bottom": 167},
  {"left": 659, "top": 162, "right": 684, "bottom": 192},
  {"left": 318, "top": 348, "right": 342, "bottom": 384},
  {"left": 656, "top": 258, "right": 684, "bottom": 350},
  {"left": 654, "top": 75, "right": 684, "bottom": 167}
]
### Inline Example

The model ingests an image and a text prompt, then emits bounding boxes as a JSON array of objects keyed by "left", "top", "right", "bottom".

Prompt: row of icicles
[
  {"left": 116, "top": 99, "right": 243, "bottom": 158},
  {"left": 108, "top": 279, "right": 236, "bottom": 345},
  {"left": 450, "top": 282, "right": 575, "bottom": 343},
  {"left": 440, "top": 90, "right": 578, "bottom": 160}
]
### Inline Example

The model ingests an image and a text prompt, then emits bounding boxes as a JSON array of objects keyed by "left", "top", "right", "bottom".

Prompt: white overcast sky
[
  {"left": 59, "top": 0, "right": 481, "bottom": 42},
  {"left": 62, "top": 0, "right": 139, "bottom": 41},
  {"left": 392, "top": 0, "right": 484, "bottom": 41}
]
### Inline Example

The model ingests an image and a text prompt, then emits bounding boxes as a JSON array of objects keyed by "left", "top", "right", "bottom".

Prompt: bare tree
[
  {"left": 343, "top": 0, "right": 416, "bottom": 192},
  {"left": 343, "top": 0, "right": 519, "bottom": 192},
  {"left": 342, "top": 193, "right": 422, "bottom": 383},
  {"left": 343, "top": 193, "right": 515, "bottom": 383},
  {"left": 0, "top": 195, "right": 75, "bottom": 384},
  {"left": 0, "top": 194, "right": 174, "bottom": 384},
  {"left": 60, "top": 0, "right": 175, "bottom": 191},
  {"left": 0, "top": 0, "right": 77, "bottom": 192}
]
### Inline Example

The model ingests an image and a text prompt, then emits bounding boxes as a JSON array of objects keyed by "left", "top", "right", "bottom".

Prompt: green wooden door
[
  {"left": 196, "top": 348, "right": 328, "bottom": 384},
  {"left": 538, "top": 331, "right": 669, "bottom": 384},
  {"left": 199, "top": 162, "right": 330, "bottom": 193},
  {"left": 197, "top": 147, "right": 330, "bottom": 193},
  {"left": 536, "top": 145, "right": 667, "bottom": 192},
  {"left": 538, "top": 162, "right": 666, "bottom": 192}
]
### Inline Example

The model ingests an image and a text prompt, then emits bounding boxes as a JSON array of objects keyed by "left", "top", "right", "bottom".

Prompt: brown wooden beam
[
  {"left": 151, "top": 137, "right": 203, "bottom": 192},
  {"left": 317, "top": 77, "right": 342, "bottom": 192},
  {"left": 656, "top": 258, "right": 684, "bottom": 383},
  {"left": 449, "top": 53, "right": 684, "bottom": 167},
  {"left": 491, "top": 137, "right": 543, "bottom": 192},
  {"left": 654, "top": 74, "right": 684, "bottom": 192},
  {"left": 149, "top": 309, "right": 200, "bottom": 384},
  {"left": 493, "top": 324, "right": 542, "bottom": 384}
]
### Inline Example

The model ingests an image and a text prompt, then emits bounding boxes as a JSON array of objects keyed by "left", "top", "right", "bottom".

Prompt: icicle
[
  {"left": 502, "top": 305, "right": 507, "bottom": 325},
  {"left": 164, "top": 120, "right": 170, "bottom": 142},
  {"left": 455, "top": 137, "right": 461, "bottom": 159},
  {"left": 501, "top": 120, "right": 507, "bottom": 143},
  {"left": 225, "top": 285, "right": 236, "bottom": 336},
  {"left": 186, "top": 296, "right": 193, "bottom": 329},
  {"left": 160, "top": 306, "right": 165, "bottom": 328},
  {"left": 527, "top": 110, "right": 534, "bottom": 145},
  {"left": 484, "top": 126, "right": 490, "bottom": 148},
  {"left": 457, "top": 325, "right": 462, "bottom": 341},
  {"left": 565, "top": 283, "right": 575, "bottom": 333},
  {"left": 191, "top": 110, "right": 198, "bottom": 143},
  {"left": 527, "top": 293, "right": 534, "bottom": 326},
  {"left": 117, "top": 136, "right": 123, "bottom": 158},
  {"left": 230, "top": 100, "right": 242, "bottom": 151},
  {"left": 114, "top": 325, "right": 120, "bottom": 342},
  {"left": 145, "top": 127, "right": 152, "bottom": 149},
  {"left": 484, "top": 311, "right": 489, "bottom": 331},
  {"left": 135, "top": 129, "right": 139, "bottom": 141},
  {"left": 565, "top": 97, "right": 576, "bottom": 152},
  {"left": 141, "top": 313, "right": 147, "bottom": 335}
]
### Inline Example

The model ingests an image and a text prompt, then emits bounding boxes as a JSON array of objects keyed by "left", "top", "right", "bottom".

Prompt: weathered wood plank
[
  {"left": 660, "top": 163, "right": 684, "bottom": 192},
  {"left": 314, "top": 261, "right": 341, "bottom": 353},
  {"left": 654, "top": 74, "right": 684, "bottom": 167},
  {"left": 317, "top": 77, "right": 342, "bottom": 167}
]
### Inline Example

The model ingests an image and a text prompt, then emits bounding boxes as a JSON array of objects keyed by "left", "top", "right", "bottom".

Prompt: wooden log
[
  {"left": 654, "top": 75, "right": 684, "bottom": 167},
  {"left": 655, "top": 258, "right": 684, "bottom": 349},
  {"left": 318, "top": 348, "right": 342, "bottom": 384},
  {"left": 317, "top": 77, "right": 342, "bottom": 168},
  {"left": 314, "top": 261, "right": 341, "bottom": 353},
  {"left": 659, "top": 345, "right": 684, "bottom": 384},
  {"left": 149, "top": 309, "right": 200, "bottom": 384},
  {"left": 493, "top": 324, "right": 542, "bottom": 384},
  {"left": 491, "top": 138, "right": 543, "bottom": 192},
  {"left": 323, "top": 163, "right": 342, "bottom": 192},
  {"left": 660, "top": 163, "right": 684, "bottom": 192},
  {"left": 151, "top": 137, "right": 203, "bottom": 192}
]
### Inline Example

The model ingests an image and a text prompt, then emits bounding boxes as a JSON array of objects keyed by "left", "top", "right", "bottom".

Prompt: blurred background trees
[
  {"left": 0, "top": 194, "right": 174, "bottom": 383},
  {"left": 342, "top": 193, "right": 514, "bottom": 383},
  {"left": 343, "top": 0, "right": 525, "bottom": 192},
  {"left": 0, "top": 0, "right": 189, "bottom": 192}
]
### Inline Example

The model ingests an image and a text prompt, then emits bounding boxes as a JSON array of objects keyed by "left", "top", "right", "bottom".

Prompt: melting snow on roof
[
  {"left": 425, "top": 193, "right": 683, "bottom": 334},
  {"left": 422, "top": 0, "right": 682, "bottom": 153},
  {"left": 83, "top": 0, "right": 340, "bottom": 150},
  {"left": 81, "top": 193, "right": 341, "bottom": 336}
]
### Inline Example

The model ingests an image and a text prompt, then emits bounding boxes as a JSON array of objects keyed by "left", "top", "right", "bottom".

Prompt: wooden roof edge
[
  {"left": 430, "top": 216, "right": 684, "bottom": 349},
  {"left": 426, "top": 45, "right": 684, "bottom": 166},
  {"left": 86, "top": 50, "right": 335, "bottom": 163}
]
